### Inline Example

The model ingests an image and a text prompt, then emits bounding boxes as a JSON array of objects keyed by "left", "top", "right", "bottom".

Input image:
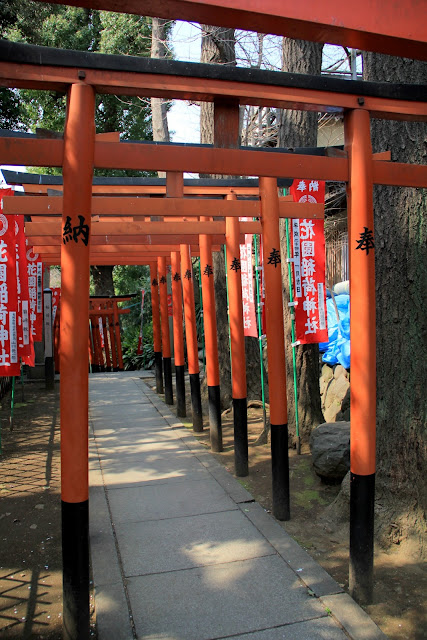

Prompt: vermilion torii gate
[{"left": 1, "top": 4, "right": 426, "bottom": 637}]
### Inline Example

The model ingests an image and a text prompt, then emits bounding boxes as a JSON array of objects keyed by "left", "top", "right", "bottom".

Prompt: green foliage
[
  {"left": 122, "top": 321, "right": 155, "bottom": 371},
  {"left": 114, "top": 265, "right": 155, "bottom": 370},
  {"left": 1, "top": 3, "right": 173, "bottom": 177}
]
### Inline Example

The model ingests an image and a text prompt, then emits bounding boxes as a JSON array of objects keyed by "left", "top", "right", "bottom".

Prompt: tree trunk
[
  {"left": 151, "top": 17, "right": 170, "bottom": 171},
  {"left": 92, "top": 265, "right": 115, "bottom": 296},
  {"left": 278, "top": 38, "right": 324, "bottom": 444},
  {"left": 200, "top": 25, "right": 262, "bottom": 408},
  {"left": 363, "top": 52, "right": 427, "bottom": 546}
]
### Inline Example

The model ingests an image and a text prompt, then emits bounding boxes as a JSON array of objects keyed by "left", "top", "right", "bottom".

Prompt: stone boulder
[
  {"left": 310, "top": 421, "right": 350, "bottom": 483},
  {"left": 320, "top": 364, "right": 350, "bottom": 423}
]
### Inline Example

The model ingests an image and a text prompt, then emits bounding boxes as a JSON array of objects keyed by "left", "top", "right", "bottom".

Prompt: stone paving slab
[
  {"left": 107, "top": 478, "right": 238, "bottom": 523},
  {"left": 116, "top": 510, "right": 274, "bottom": 576},
  {"left": 98, "top": 453, "right": 210, "bottom": 489},
  {"left": 226, "top": 617, "right": 349, "bottom": 640},
  {"left": 127, "top": 555, "right": 327, "bottom": 640}
]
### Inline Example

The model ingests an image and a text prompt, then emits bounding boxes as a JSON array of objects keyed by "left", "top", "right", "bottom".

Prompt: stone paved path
[{"left": 89, "top": 371, "right": 387, "bottom": 640}]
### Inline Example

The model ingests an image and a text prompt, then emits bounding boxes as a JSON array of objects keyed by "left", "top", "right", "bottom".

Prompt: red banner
[
  {"left": 26, "top": 247, "right": 43, "bottom": 342},
  {"left": 290, "top": 178, "right": 325, "bottom": 204},
  {"left": 15, "top": 215, "right": 33, "bottom": 361},
  {"left": 0, "top": 190, "right": 20, "bottom": 375},
  {"left": 239, "top": 234, "right": 257, "bottom": 337},
  {"left": 290, "top": 180, "right": 328, "bottom": 345}
]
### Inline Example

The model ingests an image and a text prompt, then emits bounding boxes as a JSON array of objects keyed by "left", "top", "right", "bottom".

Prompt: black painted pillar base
[
  {"left": 189, "top": 373, "right": 203, "bottom": 432},
  {"left": 208, "top": 385, "right": 222, "bottom": 452},
  {"left": 45, "top": 356, "right": 55, "bottom": 390},
  {"left": 154, "top": 352, "right": 163, "bottom": 394},
  {"left": 271, "top": 424, "right": 290, "bottom": 521},
  {"left": 175, "top": 365, "right": 186, "bottom": 417},
  {"left": 62, "top": 500, "right": 89, "bottom": 640},
  {"left": 113, "top": 366, "right": 119, "bottom": 372},
  {"left": 233, "top": 397, "right": 248, "bottom": 477},
  {"left": 163, "top": 357, "right": 173, "bottom": 405},
  {"left": 91, "top": 364, "right": 99, "bottom": 373},
  {"left": 349, "top": 472, "right": 375, "bottom": 605}
]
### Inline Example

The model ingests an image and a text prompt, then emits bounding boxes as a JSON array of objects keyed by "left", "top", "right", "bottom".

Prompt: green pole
[
  {"left": 285, "top": 217, "right": 301, "bottom": 454},
  {"left": 197, "top": 258, "right": 206, "bottom": 374},
  {"left": 9, "top": 375, "right": 15, "bottom": 432},
  {"left": 253, "top": 233, "right": 267, "bottom": 430},
  {"left": 20, "top": 361, "right": 25, "bottom": 402}
]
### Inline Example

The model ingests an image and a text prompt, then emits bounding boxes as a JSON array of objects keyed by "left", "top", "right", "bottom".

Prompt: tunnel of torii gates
[{"left": 1, "top": 1, "right": 427, "bottom": 634}]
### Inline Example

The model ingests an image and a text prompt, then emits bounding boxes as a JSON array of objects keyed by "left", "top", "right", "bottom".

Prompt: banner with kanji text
[
  {"left": 0, "top": 190, "right": 20, "bottom": 375},
  {"left": 290, "top": 179, "right": 328, "bottom": 344},
  {"left": 239, "top": 234, "right": 257, "bottom": 338},
  {"left": 26, "top": 247, "right": 43, "bottom": 342}
]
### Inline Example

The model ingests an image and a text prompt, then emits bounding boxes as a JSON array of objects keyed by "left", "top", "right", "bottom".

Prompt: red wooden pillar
[
  {"left": 225, "top": 204, "right": 248, "bottom": 476},
  {"left": 60, "top": 82, "right": 95, "bottom": 640},
  {"left": 345, "top": 108, "right": 376, "bottom": 605},
  {"left": 167, "top": 173, "right": 186, "bottom": 416},
  {"left": 180, "top": 244, "right": 203, "bottom": 431},
  {"left": 200, "top": 217, "right": 222, "bottom": 452},
  {"left": 158, "top": 256, "right": 173, "bottom": 405},
  {"left": 150, "top": 262, "right": 163, "bottom": 393},
  {"left": 259, "top": 177, "right": 290, "bottom": 520},
  {"left": 171, "top": 250, "right": 186, "bottom": 417}
]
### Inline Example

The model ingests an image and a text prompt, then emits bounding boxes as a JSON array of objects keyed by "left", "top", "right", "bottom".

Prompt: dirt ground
[
  {"left": 0, "top": 375, "right": 425, "bottom": 639},
  {"left": 0, "top": 381, "right": 96, "bottom": 640}
]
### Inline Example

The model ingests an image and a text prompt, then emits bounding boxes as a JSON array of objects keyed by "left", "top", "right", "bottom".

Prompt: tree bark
[
  {"left": 278, "top": 38, "right": 324, "bottom": 444},
  {"left": 91, "top": 265, "right": 115, "bottom": 296},
  {"left": 200, "top": 25, "right": 262, "bottom": 408},
  {"left": 363, "top": 52, "right": 427, "bottom": 545},
  {"left": 151, "top": 18, "right": 170, "bottom": 151}
]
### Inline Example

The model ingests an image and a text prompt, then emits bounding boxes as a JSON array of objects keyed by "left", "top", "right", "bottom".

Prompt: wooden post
[
  {"left": 180, "top": 244, "right": 203, "bottom": 432},
  {"left": 150, "top": 262, "right": 163, "bottom": 393},
  {"left": 259, "top": 177, "right": 290, "bottom": 520},
  {"left": 344, "top": 108, "right": 376, "bottom": 605},
  {"left": 60, "top": 82, "right": 95, "bottom": 640},
  {"left": 158, "top": 256, "right": 173, "bottom": 405},
  {"left": 167, "top": 173, "right": 186, "bottom": 416},
  {"left": 94, "top": 314, "right": 105, "bottom": 371},
  {"left": 43, "top": 288, "right": 54, "bottom": 390},
  {"left": 107, "top": 302, "right": 118, "bottom": 371},
  {"left": 101, "top": 309, "right": 112, "bottom": 371},
  {"left": 200, "top": 217, "right": 222, "bottom": 452},
  {"left": 171, "top": 250, "right": 186, "bottom": 417},
  {"left": 112, "top": 301, "right": 123, "bottom": 370},
  {"left": 225, "top": 205, "right": 248, "bottom": 477}
]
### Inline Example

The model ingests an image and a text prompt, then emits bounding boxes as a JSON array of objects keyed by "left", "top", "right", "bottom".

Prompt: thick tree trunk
[
  {"left": 151, "top": 17, "right": 170, "bottom": 180},
  {"left": 91, "top": 265, "right": 115, "bottom": 296},
  {"left": 278, "top": 39, "right": 324, "bottom": 445},
  {"left": 363, "top": 53, "right": 427, "bottom": 546},
  {"left": 200, "top": 25, "right": 262, "bottom": 408}
]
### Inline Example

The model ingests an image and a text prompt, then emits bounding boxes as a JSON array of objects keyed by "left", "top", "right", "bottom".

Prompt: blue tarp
[{"left": 319, "top": 293, "right": 350, "bottom": 369}]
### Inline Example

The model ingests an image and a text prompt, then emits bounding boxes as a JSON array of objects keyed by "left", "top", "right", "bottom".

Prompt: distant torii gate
[{"left": 1, "top": 7, "right": 426, "bottom": 637}]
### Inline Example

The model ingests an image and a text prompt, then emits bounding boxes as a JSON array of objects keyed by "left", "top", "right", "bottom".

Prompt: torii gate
[{"left": 1, "top": 3, "right": 426, "bottom": 636}]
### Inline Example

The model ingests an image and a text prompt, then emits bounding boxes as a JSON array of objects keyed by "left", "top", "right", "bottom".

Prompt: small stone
[
  {"left": 35, "top": 504, "right": 45, "bottom": 510},
  {"left": 30, "top": 524, "right": 37, "bottom": 530}
]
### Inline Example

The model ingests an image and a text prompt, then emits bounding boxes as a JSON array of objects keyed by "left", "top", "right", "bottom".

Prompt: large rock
[
  {"left": 310, "top": 421, "right": 350, "bottom": 482},
  {"left": 320, "top": 364, "right": 350, "bottom": 423}
]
